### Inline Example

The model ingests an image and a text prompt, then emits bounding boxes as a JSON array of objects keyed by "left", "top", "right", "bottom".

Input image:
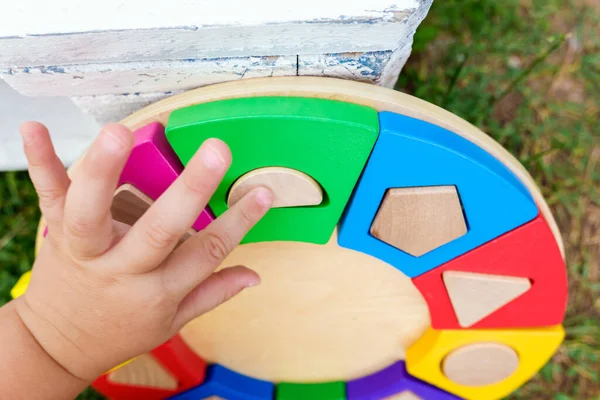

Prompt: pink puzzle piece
[
  {"left": 118, "top": 122, "right": 214, "bottom": 231},
  {"left": 40, "top": 123, "right": 213, "bottom": 239}
]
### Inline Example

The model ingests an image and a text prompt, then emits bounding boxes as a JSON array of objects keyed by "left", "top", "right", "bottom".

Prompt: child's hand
[{"left": 14, "top": 122, "right": 273, "bottom": 383}]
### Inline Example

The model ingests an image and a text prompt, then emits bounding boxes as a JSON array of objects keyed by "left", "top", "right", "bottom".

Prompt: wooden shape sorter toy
[{"left": 18, "top": 77, "right": 568, "bottom": 400}]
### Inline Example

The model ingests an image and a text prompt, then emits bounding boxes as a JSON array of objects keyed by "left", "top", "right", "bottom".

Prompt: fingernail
[
  {"left": 100, "top": 128, "right": 125, "bottom": 154},
  {"left": 255, "top": 187, "right": 274, "bottom": 207},
  {"left": 245, "top": 278, "right": 261, "bottom": 288},
  {"left": 20, "top": 130, "right": 35, "bottom": 146},
  {"left": 200, "top": 143, "right": 226, "bottom": 170}
]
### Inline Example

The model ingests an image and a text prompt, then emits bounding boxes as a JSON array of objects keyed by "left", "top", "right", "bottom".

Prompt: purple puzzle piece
[
  {"left": 118, "top": 122, "right": 214, "bottom": 231},
  {"left": 347, "top": 361, "right": 462, "bottom": 400}
]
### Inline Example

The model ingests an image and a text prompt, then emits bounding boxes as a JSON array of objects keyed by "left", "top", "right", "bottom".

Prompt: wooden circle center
[{"left": 179, "top": 230, "right": 430, "bottom": 382}]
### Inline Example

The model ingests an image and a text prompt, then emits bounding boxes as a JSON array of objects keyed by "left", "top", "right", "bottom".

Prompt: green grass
[
  {"left": 0, "top": 171, "right": 39, "bottom": 305},
  {"left": 0, "top": 0, "right": 598, "bottom": 399}
]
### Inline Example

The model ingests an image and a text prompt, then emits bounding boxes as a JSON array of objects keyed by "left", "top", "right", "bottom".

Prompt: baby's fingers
[
  {"left": 63, "top": 124, "right": 133, "bottom": 260},
  {"left": 20, "top": 122, "right": 70, "bottom": 236},
  {"left": 159, "top": 187, "right": 272, "bottom": 298},
  {"left": 109, "top": 139, "right": 231, "bottom": 274},
  {"left": 172, "top": 266, "right": 260, "bottom": 330}
]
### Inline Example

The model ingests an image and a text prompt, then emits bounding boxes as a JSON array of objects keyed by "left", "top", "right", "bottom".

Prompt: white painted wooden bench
[{"left": 0, "top": 0, "right": 433, "bottom": 170}]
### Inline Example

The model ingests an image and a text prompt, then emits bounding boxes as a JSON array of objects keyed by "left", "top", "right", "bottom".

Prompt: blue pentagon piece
[{"left": 338, "top": 111, "right": 538, "bottom": 278}]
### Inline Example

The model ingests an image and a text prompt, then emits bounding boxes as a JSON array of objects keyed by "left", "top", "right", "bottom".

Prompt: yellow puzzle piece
[
  {"left": 11, "top": 271, "right": 32, "bottom": 299},
  {"left": 406, "top": 326, "right": 564, "bottom": 400}
]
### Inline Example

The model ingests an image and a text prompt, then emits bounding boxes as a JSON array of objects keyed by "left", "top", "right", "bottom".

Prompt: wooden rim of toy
[
  {"left": 36, "top": 76, "right": 562, "bottom": 257},
  {"left": 27, "top": 77, "right": 567, "bottom": 400}
]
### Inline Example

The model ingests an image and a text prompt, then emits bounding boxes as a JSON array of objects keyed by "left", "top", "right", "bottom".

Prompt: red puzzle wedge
[
  {"left": 92, "top": 334, "right": 206, "bottom": 400},
  {"left": 412, "top": 216, "right": 567, "bottom": 329}
]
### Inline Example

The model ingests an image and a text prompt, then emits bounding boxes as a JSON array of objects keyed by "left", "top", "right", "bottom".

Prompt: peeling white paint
[
  {"left": 377, "top": 40, "right": 414, "bottom": 87},
  {"left": 70, "top": 48, "right": 411, "bottom": 125},
  {"left": 298, "top": 44, "right": 413, "bottom": 88},
  {"left": 3, "top": 56, "right": 297, "bottom": 97},
  {"left": 0, "top": 0, "right": 419, "bottom": 36},
  {"left": 0, "top": 20, "right": 420, "bottom": 68},
  {"left": 299, "top": 51, "right": 393, "bottom": 84},
  {"left": 0, "top": 1, "right": 433, "bottom": 68}
]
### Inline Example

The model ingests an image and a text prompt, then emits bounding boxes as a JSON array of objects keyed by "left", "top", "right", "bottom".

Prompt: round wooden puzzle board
[{"left": 30, "top": 77, "right": 566, "bottom": 395}]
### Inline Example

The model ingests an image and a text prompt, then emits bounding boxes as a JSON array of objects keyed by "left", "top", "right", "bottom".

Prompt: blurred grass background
[{"left": 0, "top": 0, "right": 598, "bottom": 398}]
